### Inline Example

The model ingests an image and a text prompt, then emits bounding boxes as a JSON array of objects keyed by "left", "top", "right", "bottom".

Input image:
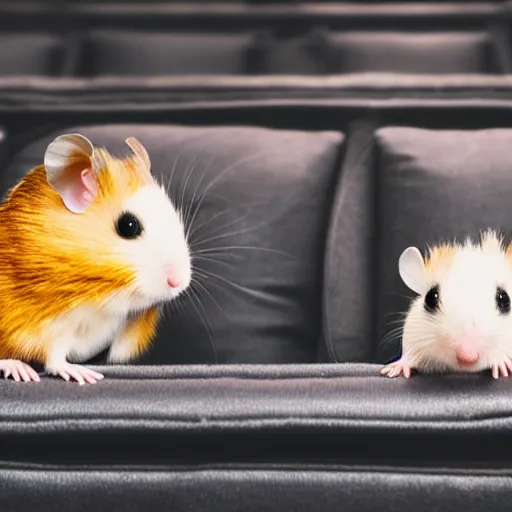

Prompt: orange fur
[
  {"left": 118, "top": 306, "right": 160, "bottom": 359},
  {"left": 0, "top": 150, "right": 157, "bottom": 363},
  {"left": 423, "top": 244, "right": 456, "bottom": 281}
]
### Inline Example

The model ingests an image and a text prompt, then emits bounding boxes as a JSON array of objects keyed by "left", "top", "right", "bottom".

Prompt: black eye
[
  {"left": 496, "top": 288, "right": 511, "bottom": 315},
  {"left": 424, "top": 285, "right": 440, "bottom": 313},
  {"left": 115, "top": 212, "right": 143, "bottom": 239}
]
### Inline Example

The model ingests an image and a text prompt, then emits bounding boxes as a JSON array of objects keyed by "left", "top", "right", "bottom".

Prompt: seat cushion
[
  {"left": 4, "top": 124, "right": 343, "bottom": 364},
  {"left": 2, "top": 363, "right": 512, "bottom": 511},
  {"left": 1, "top": 466, "right": 510, "bottom": 512}
]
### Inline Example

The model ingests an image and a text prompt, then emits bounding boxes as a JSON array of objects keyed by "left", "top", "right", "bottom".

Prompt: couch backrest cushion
[
  {"left": 327, "top": 31, "right": 497, "bottom": 74},
  {"left": 374, "top": 127, "right": 512, "bottom": 363},
  {"left": 0, "top": 33, "right": 61, "bottom": 75},
  {"left": 81, "top": 31, "right": 255, "bottom": 76},
  {"left": 321, "top": 125, "right": 376, "bottom": 363},
  {"left": 4, "top": 124, "right": 344, "bottom": 364},
  {"left": 323, "top": 126, "right": 512, "bottom": 364}
]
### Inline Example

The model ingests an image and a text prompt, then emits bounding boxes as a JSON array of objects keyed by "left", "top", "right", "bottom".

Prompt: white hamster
[{"left": 382, "top": 229, "right": 512, "bottom": 379}]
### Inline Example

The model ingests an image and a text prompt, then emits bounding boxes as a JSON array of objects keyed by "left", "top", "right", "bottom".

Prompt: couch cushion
[
  {"left": 327, "top": 31, "right": 498, "bottom": 74},
  {"left": 80, "top": 31, "right": 255, "bottom": 76},
  {"left": 374, "top": 127, "right": 512, "bottom": 364},
  {"left": 4, "top": 124, "right": 343, "bottom": 364},
  {"left": 3, "top": 363, "right": 512, "bottom": 510},
  {"left": 2, "top": 363, "right": 512, "bottom": 463},
  {"left": 0, "top": 33, "right": 62, "bottom": 75},
  {"left": 321, "top": 124, "right": 376, "bottom": 363},
  {"left": 1, "top": 465, "right": 511, "bottom": 512},
  {"left": 257, "top": 31, "right": 329, "bottom": 75}
]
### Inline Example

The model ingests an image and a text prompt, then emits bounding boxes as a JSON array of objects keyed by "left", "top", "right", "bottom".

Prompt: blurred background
[{"left": 0, "top": 0, "right": 509, "bottom": 79}]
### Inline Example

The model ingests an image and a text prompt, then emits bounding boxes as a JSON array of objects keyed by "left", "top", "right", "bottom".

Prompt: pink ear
[
  {"left": 57, "top": 167, "right": 98, "bottom": 214},
  {"left": 44, "top": 134, "right": 99, "bottom": 214}
]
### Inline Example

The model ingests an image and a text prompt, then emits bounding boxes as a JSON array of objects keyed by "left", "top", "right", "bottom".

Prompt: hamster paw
[
  {"left": 381, "top": 357, "right": 412, "bottom": 379},
  {"left": 491, "top": 357, "right": 512, "bottom": 379},
  {"left": 0, "top": 359, "right": 40, "bottom": 382},
  {"left": 47, "top": 363, "right": 104, "bottom": 385}
]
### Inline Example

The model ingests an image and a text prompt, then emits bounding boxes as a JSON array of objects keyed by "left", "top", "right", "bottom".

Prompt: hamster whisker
[
  {"left": 381, "top": 318, "right": 407, "bottom": 331},
  {"left": 379, "top": 337, "right": 402, "bottom": 350},
  {"left": 186, "top": 285, "right": 219, "bottom": 363},
  {"left": 187, "top": 206, "right": 259, "bottom": 246},
  {"left": 161, "top": 130, "right": 219, "bottom": 197},
  {"left": 381, "top": 292, "right": 416, "bottom": 301},
  {"left": 380, "top": 327, "right": 405, "bottom": 347},
  {"left": 381, "top": 311, "right": 408, "bottom": 323},
  {"left": 190, "top": 223, "right": 274, "bottom": 250},
  {"left": 188, "top": 198, "right": 255, "bottom": 240},
  {"left": 381, "top": 325, "right": 403, "bottom": 337},
  {"left": 187, "top": 206, "right": 236, "bottom": 241},
  {"left": 192, "top": 255, "right": 235, "bottom": 271},
  {"left": 197, "top": 147, "right": 278, "bottom": 205},
  {"left": 193, "top": 245, "right": 297, "bottom": 261},
  {"left": 178, "top": 155, "right": 201, "bottom": 219},
  {"left": 193, "top": 268, "right": 258, "bottom": 298},
  {"left": 183, "top": 146, "right": 280, "bottom": 238},
  {"left": 195, "top": 250, "right": 244, "bottom": 263},
  {"left": 187, "top": 189, "right": 278, "bottom": 242},
  {"left": 162, "top": 293, "right": 184, "bottom": 324},
  {"left": 191, "top": 277, "right": 235, "bottom": 331},
  {"left": 190, "top": 273, "right": 254, "bottom": 349},
  {"left": 167, "top": 148, "right": 183, "bottom": 199},
  {"left": 190, "top": 176, "right": 308, "bottom": 246},
  {"left": 184, "top": 154, "right": 217, "bottom": 242}
]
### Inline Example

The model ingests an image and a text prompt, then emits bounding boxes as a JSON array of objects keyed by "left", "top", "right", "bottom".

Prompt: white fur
[
  {"left": 114, "top": 183, "right": 191, "bottom": 310},
  {"left": 44, "top": 305, "right": 127, "bottom": 370},
  {"left": 402, "top": 230, "right": 512, "bottom": 373}
]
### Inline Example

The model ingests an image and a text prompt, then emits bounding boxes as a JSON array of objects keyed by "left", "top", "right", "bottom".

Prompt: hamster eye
[
  {"left": 424, "top": 285, "right": 440, "bottom": 313},
  {"left": 115, "top": 212, "right": 143, "bottom": 239},
  {"left": 496, "top": 288, "right": 511, "bottom": 315}
]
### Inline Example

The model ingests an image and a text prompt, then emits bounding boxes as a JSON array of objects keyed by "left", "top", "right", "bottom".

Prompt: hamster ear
[
  {"left": 125, "top": 137, "right": 153, "bottom": 184},
  {"left": 44, "top": 133, "right": 99, "bottom": 214},
  {"left": 398, "top": 246, "right": 427, "bottom": 295}
]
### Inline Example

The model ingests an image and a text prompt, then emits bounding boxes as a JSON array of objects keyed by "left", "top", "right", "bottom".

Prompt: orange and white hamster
[
  {"left": 382, "top": 229, "right": 512, "bottom": 379},
  {"left": 0, "top": 133, "right": 191, "bottom": 384}
]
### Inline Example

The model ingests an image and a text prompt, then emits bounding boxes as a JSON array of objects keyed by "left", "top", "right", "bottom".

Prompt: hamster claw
[
  {"left": 47, "top": 363, "right": 104, "bottom": 385},
  {"left": 491, "top": 357, "right": 512, "bottom": 379},
  {"left": 0, "top": 359, "right": 40, "bottom": 382},
  {"left": 381, "top": 357, "right": 412, "bottom": 379}
]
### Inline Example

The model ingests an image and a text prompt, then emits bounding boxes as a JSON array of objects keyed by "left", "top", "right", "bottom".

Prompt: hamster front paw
[
  {"left": 381, "top": 356, "right": 413, "bottom": 379},
  {"left": 0, "top": 359, "right": 40, "bottom": 382},
  {"left": 46, "top": 362, "right": 104, "bottom": 385},
  {"left": 490, "top": 357, "right": 512, "bottom": 379}
]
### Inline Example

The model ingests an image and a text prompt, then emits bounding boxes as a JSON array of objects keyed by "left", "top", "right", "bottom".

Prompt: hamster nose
[
  {"left": 455, "top": 345, "right": 480, "bottom": 366},
  {"left": 167, "top": 275, "right": 181, "bottom": 288},
  {"left": 165, "top": 266, "right": 181, "bottom": 288}
]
